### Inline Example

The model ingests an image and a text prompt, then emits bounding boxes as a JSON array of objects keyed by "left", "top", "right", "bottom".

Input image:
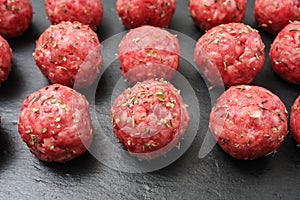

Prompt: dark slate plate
[{"left": 0, "top": 0, "right": 300, "bottom": 199}]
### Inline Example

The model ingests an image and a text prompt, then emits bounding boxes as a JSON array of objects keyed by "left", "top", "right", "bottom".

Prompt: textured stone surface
[{"left": 1, "top": 0, "right": 300, "bottom": 199}]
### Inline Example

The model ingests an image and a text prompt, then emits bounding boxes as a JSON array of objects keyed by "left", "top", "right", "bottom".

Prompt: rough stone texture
[{"left": 1, "top": 0, "right": 300, "bottom": 199}]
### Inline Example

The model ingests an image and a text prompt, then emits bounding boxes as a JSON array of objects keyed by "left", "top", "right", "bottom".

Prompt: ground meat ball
[
  {"left": 0, "top": 35, "right": 12, "bottom": 84},
  {"left": 118, "top": 25, "right": 180, "bottom": 83},
  {"left": 269, "top": 22, "right": 300, "bottom": 85},
  {"left": 291, "top": 96, "right": 300, "bottom": 144},
  {"left": 189, "top": 0, "right": 247, "bottom": 31},
  {"left": 111, "top": 79, "right": 190, "bottom": 160},
  {"left": 45, "top": 0, "right": 104, "bottom": 30},
  {"left": 116, "top": 0, "right": 176, "bottom": 29},
  {"left": 210, "top": 85, "right": 288, "bottom": 160},
  {"left": 194, "top": 23, "right": 265, "bottom": 87},
  {"left": 34, "top": 21, "right": 102, "bottom": 88},
  {"left": 254, "top": 0, "right": 300, "bottom": 34},
  {"left": 0, "top": 0, "right": 32, "bottom": 38},
  {"left": 18, "top": 84, "right": 94, "bottom": 162}
]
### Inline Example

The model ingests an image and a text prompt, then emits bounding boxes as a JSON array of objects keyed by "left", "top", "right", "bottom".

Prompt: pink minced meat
[
  {"left": 210, "top": 85, "right": 288, "bottom": 160},
  {"left": 189, "top": 0, "right": 247, "bottom": 30},
  {"left": 291, "top": 95, "right": 300, "bottom": 145},
  {"left": 118, "top": 25, "right": 180, "bottom": 83},
  {"left": 45, "top": 0, "right": 104, "bottom": 30},
  {"left": 254, "top": 0, "right": 300, "bottom": 34},
  {"left": 194, "top": 23, "right": 265, "bottom": 87},
  {"left": 0, "top": 0, "right": 32, "bottom": 38},
  {"left": 0, "top": 35, "right": 12, "bottom": 84},
  {"left": 269, "top": 21, "right": 300, "bottom": 85},
  {"left": 116, "top": 0, "right": 176, "bottom": 29},
  {"left": 111, "top": 79, "right": 190, "bottom": 160},
  {"left": 18, "top": 84, "right": 94, "bottom": 162},
  {"left": 34, "top": 21, "right": 102, "bottom": 88}
]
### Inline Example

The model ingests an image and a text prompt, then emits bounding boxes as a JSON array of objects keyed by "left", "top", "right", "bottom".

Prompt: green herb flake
[
  {"left": 272, "top": 127, "right": 280, "bottom": 133},
  {"left": 25, "top": 128, "right": 33, "bottom": 134},
  {"left": 166, "top": 102, "right": 174, "bottom": 108},
  {"left": 59, "top": 101, "right": 66, "bottom": 108},
  {"left": 65, "top": 106, "right": 70, "bottom": 112},
  {"left": 140, "top": 116, "right": 145, "bottom": 120},
  {"left": 55, "top": 117, "right": 61, "bottom": 122},
  {"left": 245, "top": 94, "right": 252, "bottom": 98},
  {"left": 156, "top": 89, "right": 166, "bottom": 101},
  {"left": 115, "top": 117, "right": 121, "bottom": 124},
  {"left": 33, "top": 93, "right": 41, "bottom": 102},
  {"left": 50, "top": 98, "right": 57, "bottom": 104},
  {"left": 33, "top": 108, "right": 39, "bottom": 114},
  {"left": 294, "top": 104, "right": 299, "bottom": 110},
  {"left": 164, "top": 118, "right": 170, "bottom": 127},
  {"left": 276, "top": 110, "right": 281, "bottom": 115},
  {"left": 42, "top": 128, "right": 47, "bottom": 133},
  {"left": 151, "top": 50, "right": 157, "bottom": 57},
  {"left": 132, "top": 37, "right": 140, "bottom": 43},
  {"left": 31, "top": 135, "right": 37, "bottom": 144},
  {"left": 289, "top": 29, "right": 299, "bottom": 32},
  {"left": 146, "top": 50, "right": 151, "bottom": 56}
]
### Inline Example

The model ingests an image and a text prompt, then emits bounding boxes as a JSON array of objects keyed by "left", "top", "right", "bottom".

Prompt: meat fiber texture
[
  {"left": 116, "top": 0, "right": 176, "bottom": 29},
  {"left": 254, "top": 0, "right": 300, "bottom": 34},
  {"left": 34, "top": 21, "right": 102, "bottom": 88},
  {"left": 118, "top": 25, "right": 180, "bottom": 83},
  {"left": 210, "top": 85, "right": 288, "bottom": 160},
  {"left": 194, "top": 23, "right": 265, "bottom": 87},
  {"left": 18, "top": 84, "right": 94, "bottom": 162},
  {"left": 45, "top": 0, "right": 103, "bottom": 30},
  {"left": 0, "top": 0, "right": 32, "bottom": 38},
  {"left": 291, "top": 96, "right": 300, "bottom": 144},
  {"left": 111, "top": 79, "right": 190, "bottom": 160},
  {"left": 270, "top": 21, "right": 300, "bottom": 85},
  {"left": 0, "top": 35, "right": 12, "bottom": 84},
  {"left": 189, "top": 0, "right": 247, "bottom": 31}
]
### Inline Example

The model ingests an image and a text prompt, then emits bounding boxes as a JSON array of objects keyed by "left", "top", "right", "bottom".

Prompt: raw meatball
[
  {"left": 118, "top": 25, "right": 180, "bottom": 83},
  {"left": 45, "top": 0, "right": 104, "bottom": 30},
  {"left": 0, "top": 0, "right": 32, "bottom": 38},
  {"left": 291, "top": 96, "right": 300, "bottom": 144},
  {"left": 254, "top": 0, "right": 300, "bottom": 34},
  {"left": 34, "top": 21, "right": 102, "bottom": 88},
  {"left": 116, "top": 0, "right": 176, "bottom": 29},
  {"left": 111, "top": 79, "right": 190, "bottom": 160},
  {"left": 194, "top": 23, "right": 265, "bottom": 87},
  {"left": 189, "top": 0, "right": 247, "bottom": 30},
  {"left": 270, "top": 21, "right": 300, "bottom": 84},
  {"left": 210, "top": 85, "right": 288, "bottom": 160},
  {"left": 18, "top": 84, "right": 94, "bottom": 162},
  {"left": 0, "top": 35, "right": 13, "bottom": 84}
]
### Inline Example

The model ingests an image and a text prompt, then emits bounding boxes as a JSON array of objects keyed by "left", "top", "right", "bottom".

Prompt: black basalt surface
[{"left": 1, "top": 0, "right": 300, "bottom": 199}]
